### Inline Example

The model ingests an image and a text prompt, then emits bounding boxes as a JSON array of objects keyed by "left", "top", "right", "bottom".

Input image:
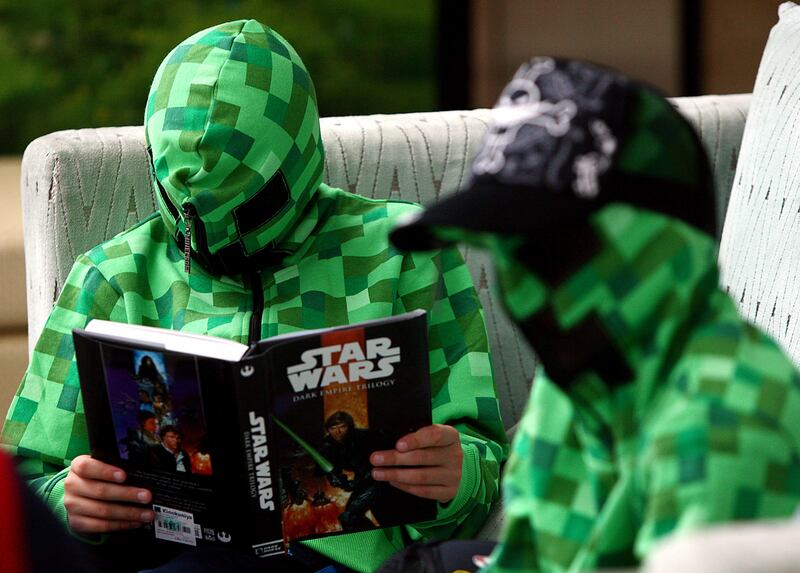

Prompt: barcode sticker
[{"left": 153, "top": 505, "right": 197, "bottom": 546}]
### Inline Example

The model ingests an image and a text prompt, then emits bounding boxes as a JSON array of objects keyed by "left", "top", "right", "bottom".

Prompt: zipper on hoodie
[
  {"left": 248, "top": 272, "right": 264, "bottom": 345},
  {"left": 183, "top": 204, "right": 195, "bottom": 274},
  {"left": 180, "top": 201, "right": 264, "bottom": 343}
]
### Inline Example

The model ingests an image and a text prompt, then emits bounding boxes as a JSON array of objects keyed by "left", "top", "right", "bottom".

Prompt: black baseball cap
[{"left": 391, "top": 58, "right": 715, "bottom": 251}]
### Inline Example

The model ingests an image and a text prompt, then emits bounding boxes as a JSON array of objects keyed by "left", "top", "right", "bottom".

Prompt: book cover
[
  {"left": 72, "top": 310, "right": 433, "bottom": 558},
  {"left": 267, "top": 315, "right": 434, "bottom": 541}
]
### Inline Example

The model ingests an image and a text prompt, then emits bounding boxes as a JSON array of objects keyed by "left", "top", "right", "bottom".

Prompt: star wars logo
[
  {"left": 248, "top": 411, "right": 275, "bottom": 511},
  {"left": 286, "top": 338, "right": 401, "bottom": 392}
]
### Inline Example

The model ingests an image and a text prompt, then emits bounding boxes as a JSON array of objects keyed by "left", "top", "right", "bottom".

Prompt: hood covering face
[{"left": 145, "top": 20, "right": 324, "bottom": 275}]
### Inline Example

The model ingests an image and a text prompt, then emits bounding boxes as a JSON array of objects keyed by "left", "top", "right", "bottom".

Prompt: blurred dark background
[
  {"left": 0, "top": 0, "right": 782, "bottom": 154},
  {"left": 0, "top": 0, "right": 438, "bottom": 154}
]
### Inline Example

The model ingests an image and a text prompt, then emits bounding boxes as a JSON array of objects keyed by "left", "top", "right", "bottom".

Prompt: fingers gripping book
[{"left": 72, "top": 310, "right": 434, "bottom": 558}]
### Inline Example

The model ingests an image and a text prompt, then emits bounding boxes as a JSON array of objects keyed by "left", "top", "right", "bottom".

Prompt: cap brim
[{"left": 390, "top": 180, "right": 596, "bottom": 251}]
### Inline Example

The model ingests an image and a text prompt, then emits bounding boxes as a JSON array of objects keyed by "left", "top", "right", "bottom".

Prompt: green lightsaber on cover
[
  {"left": 391, "top": 57, "right": 800, "bottom": 572},
  {"left": 273, "top": 416, "right": 334, "bottom": 474}
]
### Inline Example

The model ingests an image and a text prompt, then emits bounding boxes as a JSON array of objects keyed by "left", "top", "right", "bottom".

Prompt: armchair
[{"left": 19, "top": 95, "right": 750, "bottom": 538}]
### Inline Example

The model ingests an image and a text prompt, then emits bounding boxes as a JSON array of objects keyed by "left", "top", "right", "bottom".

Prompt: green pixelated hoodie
[
  {"left": 390, "top": 58, "right": 800, "bottom": 572},
  {"left": 0, "top": 20, "right": 507, "bottom": 572},
  {"left": 484, "top": 206, "right": 800, "bottom": 572}
]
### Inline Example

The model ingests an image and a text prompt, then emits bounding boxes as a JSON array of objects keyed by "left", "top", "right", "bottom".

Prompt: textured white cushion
[
  {"left": 671, "top": 94, "right": 750, "bottom": 234},
  {"left": 718, "top": 2, "right": 800, "bottom": 364},
  {"left": 643, "top": 521, "right": 800, "bottom": 573}
]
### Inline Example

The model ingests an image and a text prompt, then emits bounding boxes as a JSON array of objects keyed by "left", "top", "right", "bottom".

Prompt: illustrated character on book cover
[
  {"left": 103, "top": 348, "right": 213, "bottom": 476},
  {"left": 317, "top": 410, "right": 392, "bottom": 531},
  {"left": 273, "top": 329, "right": 433, "bottom": 541}
]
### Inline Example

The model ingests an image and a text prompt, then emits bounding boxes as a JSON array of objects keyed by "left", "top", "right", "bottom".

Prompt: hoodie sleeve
[
  {"left": 394, "top": 245, "right": 509, "bottom": 540},
  {"left": 1, "top": 253, "right": 123, "bottom": 527}
]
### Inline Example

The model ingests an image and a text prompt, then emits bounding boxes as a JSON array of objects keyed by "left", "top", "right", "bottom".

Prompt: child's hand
[
  {"left": 64, "top": 455, "right": 155, "bottom": 533},
  {"left": 370, "top": 424, "right": 463, "bottom": 503}
]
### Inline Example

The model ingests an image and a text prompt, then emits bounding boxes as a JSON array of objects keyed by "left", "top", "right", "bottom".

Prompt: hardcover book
[{"left": 72, "top": 310, "right": 434, "bottom": 558}]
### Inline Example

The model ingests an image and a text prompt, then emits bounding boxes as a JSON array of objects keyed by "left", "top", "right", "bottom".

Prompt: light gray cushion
[
  {"left": 643, "top": 520, "right": 800, "bottom": 573},
  {"left": 718, "top": 1, "right": 800, "bottom": 364},
  {"left": 671, "top": 94, "right": 751, "bottom": 237}
]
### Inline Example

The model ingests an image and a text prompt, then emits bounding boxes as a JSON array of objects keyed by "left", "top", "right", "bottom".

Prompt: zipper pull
[{"left": 183, "top": 204, "right": 194, "bottom": 274}]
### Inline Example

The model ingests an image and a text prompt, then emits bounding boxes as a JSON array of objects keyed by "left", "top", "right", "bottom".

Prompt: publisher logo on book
[{"left": 286, "top": 338, "right": 401, "bottom": 392}]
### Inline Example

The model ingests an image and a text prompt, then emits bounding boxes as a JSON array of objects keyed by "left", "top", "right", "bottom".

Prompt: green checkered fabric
[
  {"left": 2, "top": 20, "right": 507, "bottom": 573},
  {"left": 146, "top": 19, "right": 324, "bottom": 256},
  {"left": 392, "top": 61, "right": 798, "bottom": 568},
  {"left": 478, "top": 204, "right": 800, "bottom": 572},
  {"left": 617, "top": 89, "right": 702, "bottom": 189},
  {"left": 1, "top": 184, "right": 507, "bottom": 572}
]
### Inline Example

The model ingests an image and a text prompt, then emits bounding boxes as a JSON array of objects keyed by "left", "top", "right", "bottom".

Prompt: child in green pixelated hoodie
[
  {"left": 0, "top": 20, "right": 507, "bottom": 573},
  {"left": 391, "top": 58, "right": 800, "bottom": 572}
]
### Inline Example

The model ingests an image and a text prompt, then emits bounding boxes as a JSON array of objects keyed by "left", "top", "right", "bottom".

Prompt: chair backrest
[
  {"left": 20, "top": 110, "right": 539, "bottom": 428},
  {"left": 20, "top": 95, "right": 750, "bottom": 429}
]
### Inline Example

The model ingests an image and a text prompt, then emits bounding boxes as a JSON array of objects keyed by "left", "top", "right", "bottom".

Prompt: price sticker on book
[{"left": 153, "top": 505, "right": 197, "bottom": 546}]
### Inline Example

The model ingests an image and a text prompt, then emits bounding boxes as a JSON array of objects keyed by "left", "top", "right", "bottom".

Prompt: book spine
[{"left": 233, "top": 355, "right": 285, "bottom": 558}]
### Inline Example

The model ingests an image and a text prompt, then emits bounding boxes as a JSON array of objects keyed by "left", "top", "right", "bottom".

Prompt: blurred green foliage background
[{"left": 0, "top": 0, "right": 436, "bottom": 154}]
